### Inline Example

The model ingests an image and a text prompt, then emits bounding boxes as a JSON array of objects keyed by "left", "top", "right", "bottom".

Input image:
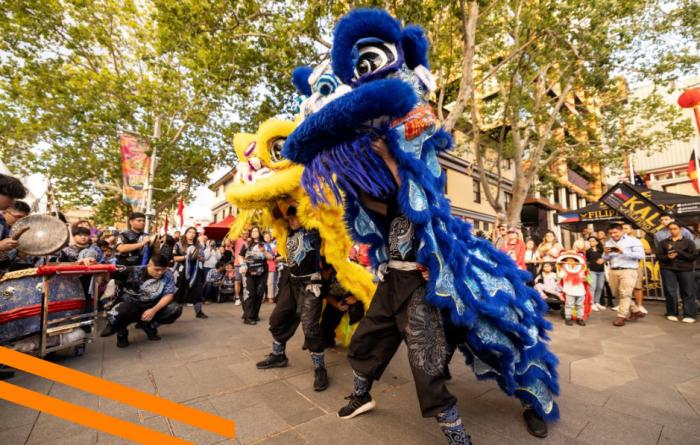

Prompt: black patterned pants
[
  {"left": 242, "top": 272, "right": 268, "bottom": 321},
  {"left": 347, "top": 269, "right": 456, "bottom": 417},
  {"left": 108, "top": 299, "right": 182, "bottom": 332},
  {"left": 268, "top": 271, "right": 325, "bottom": 353}
]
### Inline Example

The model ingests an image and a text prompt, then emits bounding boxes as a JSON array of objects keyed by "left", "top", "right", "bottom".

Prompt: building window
[
  {"left": 505, "top": 192, "right": 512, "bottom": 209},
  {"left": 473, "top": 179, "right": 481, "bottom": 203}
]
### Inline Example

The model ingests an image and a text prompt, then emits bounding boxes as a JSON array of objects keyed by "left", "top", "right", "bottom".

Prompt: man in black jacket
[{"left": 656, "top": 222, "right": 698, "bottom": 323}]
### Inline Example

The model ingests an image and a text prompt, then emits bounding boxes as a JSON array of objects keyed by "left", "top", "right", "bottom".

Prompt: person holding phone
[
  {"left": 656, "top": 222, "right": 698, "bottom": 323},
  {"left": 603, "top": 223, "right": 646, "bottom": 327}
]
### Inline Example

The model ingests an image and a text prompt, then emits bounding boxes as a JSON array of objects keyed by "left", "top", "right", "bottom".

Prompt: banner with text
[
  {"left": 600, "top": 182, "right": 666, "bottom": 234},
  {"left": 119, "top": 133, "right": 151, "bottom": 207}
]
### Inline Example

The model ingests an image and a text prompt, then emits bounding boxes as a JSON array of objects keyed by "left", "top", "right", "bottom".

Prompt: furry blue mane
[
  {"left": 283, "top": 78, "right": 417, "bottom": 164},
  {"left": 331, "top": 8, "right": 403, "bottom": 84},
  {"left": 292, "top": 66, "right": 313, "bottom": 96}
]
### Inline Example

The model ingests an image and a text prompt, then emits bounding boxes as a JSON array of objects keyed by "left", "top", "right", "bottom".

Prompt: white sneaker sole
[{"left": 338, "top": 400, "right": 376, "bottom": 420}]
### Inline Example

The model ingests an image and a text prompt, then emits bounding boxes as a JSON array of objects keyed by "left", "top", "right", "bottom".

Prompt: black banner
[{"left": 600, "top": 182, "right": 666, "bottom": 234}]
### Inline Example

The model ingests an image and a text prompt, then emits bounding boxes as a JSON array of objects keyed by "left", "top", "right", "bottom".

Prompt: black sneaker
[
  {"left": 576, "top": 319, "right": 586, "bottom": 327},
  {"left": 256, "top": 354, "right": 289, "bottom": 369},
  {"left": 143, "top": 325, "right": 161, "bottom": 341},
  {"left": 523, "top": 408, "right": 548, "bottom": 438},
  {"left": 565, "top": 319, "right": 574, "bottom": 326},
  {"left": 196, "top": 311, "right": 209, "bottom": 319},
  {"left": 314, "top": 368, "right": 329, "bottom": 391},
  {"left": 116, "top": 335, "right": 130, "bottom": 348},
  {"left": 338, "top": 393, "right": 376, "bottom": 419},
  {"left": 100, "top": 323, "right": 116, "bottom": 337}
]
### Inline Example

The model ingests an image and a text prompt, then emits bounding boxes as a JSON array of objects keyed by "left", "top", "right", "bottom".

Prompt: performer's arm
[
  {"left": 141, "top": 293, "right": 174, "bottom": 321},
  {"left": 370, "top": 138, "right": 401, "bottom": 186},
  {"left": 116, "top": 237, "right": 149, "bottom": 254}
]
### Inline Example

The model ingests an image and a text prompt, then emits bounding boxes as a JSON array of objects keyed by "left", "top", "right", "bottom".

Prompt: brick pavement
[{"left": 1, "top": 300, "right": 699, "bottom": 445}]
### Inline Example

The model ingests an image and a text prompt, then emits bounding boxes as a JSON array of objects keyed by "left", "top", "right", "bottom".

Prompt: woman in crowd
[
  {"left": 524, "top": 238, "right": 539, "bottom": 279},
  {"left": 202, "top": 239, "right": 221, "bottom": 291},
  {"left": 173, "top": 226, "right": 208, "bottom": 319},
  {"left": 220, "top": 237, "right": 235, "bottom": 264},
  {"left": 537, "top": 230, "right": 564, "bottom": 263},
  {"left": 263, "top": 231, "right": 278, "bottom": 303},
  {"left": 238, "top": 226, "right": 272, "bottom": 325},
  {"left": 586, "top": 236, "right": 606, "bottom": 311}
]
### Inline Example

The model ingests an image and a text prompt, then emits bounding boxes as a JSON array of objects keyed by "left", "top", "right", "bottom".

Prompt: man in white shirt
[{"left": 603, "top": 223, "right": 646, "bottom": 327}]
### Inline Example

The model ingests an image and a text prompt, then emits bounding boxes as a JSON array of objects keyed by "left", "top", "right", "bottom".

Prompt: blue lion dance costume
[{"left": 283, "top": 9, "right": 559, "bottom": 442}]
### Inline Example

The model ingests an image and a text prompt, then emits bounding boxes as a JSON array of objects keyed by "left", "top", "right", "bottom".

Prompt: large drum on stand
[{"left": 0, "top": 269, "right": 86, "bottom": 344}]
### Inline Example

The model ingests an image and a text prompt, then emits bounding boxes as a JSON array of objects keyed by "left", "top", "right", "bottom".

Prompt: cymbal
[{"left": 9, "top": 214, "right": 69, "bottom": 256}]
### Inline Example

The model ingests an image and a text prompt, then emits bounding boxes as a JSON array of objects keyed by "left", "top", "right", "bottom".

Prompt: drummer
[
  {"left": 58, "top": 226, "right": 102, "bottom": 265},
  {"left": 116, "top": 212, "right": 150, "bottom": 267},
  {"left": 0, "top": 201, "right": 31, "bottom": 268},
  {"left": 0, "top": 174, "right": 28, "bottom": 253},
  {"left": 100, "top": 254, "right": 182, "bottom": 347}
]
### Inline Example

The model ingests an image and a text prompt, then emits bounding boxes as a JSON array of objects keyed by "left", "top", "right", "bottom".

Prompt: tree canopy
[{"left": 1, "top": 0, "right": 697, "bottom": 225}]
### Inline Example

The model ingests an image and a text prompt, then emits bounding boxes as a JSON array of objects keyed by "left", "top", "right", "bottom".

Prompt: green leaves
[{"left": 0, "top": 0, "right": 315, "bottom": 224}]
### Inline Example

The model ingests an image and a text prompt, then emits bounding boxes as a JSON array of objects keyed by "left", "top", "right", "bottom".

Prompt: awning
[
  {"left": 557, "top": 184, "right": 700, "bottom": 227},
  {"left": 203, "top": 215, "right": 236, "bottom": 241}
]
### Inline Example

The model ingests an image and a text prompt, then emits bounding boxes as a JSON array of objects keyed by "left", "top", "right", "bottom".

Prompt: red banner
[{"left": 119, "top": 133, "right": 151, "bottom": 207}]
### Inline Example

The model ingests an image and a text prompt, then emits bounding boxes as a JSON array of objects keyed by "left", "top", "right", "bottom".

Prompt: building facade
[{"left": 209, "top": 168, "right": 237, "bottom": 224}]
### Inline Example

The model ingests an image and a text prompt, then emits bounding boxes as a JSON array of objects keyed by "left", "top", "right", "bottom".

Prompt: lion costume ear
[
  {"left": 233, "top": 133, "right": 256, "bottom": 162},
  {"left": 401, "top": 25, "right": 430, "bottom": 70},
  {"left": 292, "top": 66, "right": 313, "bottom": 97}
]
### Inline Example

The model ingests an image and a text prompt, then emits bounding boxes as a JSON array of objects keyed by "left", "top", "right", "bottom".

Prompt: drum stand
[{"left": 37, "top": 270, "right": 101, "bottom": 358}]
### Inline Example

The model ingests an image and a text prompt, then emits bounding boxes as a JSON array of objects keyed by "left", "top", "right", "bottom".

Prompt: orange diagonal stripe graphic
[
  {"left": 0, "top": 381, "right": 193, "bottom": 445},
  {"left": 0, "top": 347, "right": 235, "bottom": 438}
]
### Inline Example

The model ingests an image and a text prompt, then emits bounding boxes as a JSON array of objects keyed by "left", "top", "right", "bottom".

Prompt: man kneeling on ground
[{"left": 100, "top": 254, "right": 182, "bottom": 347}]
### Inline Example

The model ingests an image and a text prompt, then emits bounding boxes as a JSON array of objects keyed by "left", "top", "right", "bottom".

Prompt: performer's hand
[
  {"left": 596, "top": 258, "right": 604, "bottom": 265},
  {"left": 370, "top": 138, "right": 390, "bottom": 158},
  {"left": 79, "top": 257, "right": 97, "bottom": 266},
  {"left": 417, "top": 264, "right": 429, "bottom": 281},
  {"left": 141, "top": 308, "right": 156, "bottom": 322},
  {"left": 0, "top": 238, "right": 19, "bottom": 252},
  {"left": 344, "top": 296, "right": 358, "bottom": 305}
]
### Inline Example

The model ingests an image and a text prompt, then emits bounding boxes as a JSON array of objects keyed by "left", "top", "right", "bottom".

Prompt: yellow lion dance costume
[{"left": 226, "top": 118, "right": 375, "bottom": 312}]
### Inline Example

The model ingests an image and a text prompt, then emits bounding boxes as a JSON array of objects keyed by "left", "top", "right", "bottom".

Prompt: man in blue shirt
[
  {"left": 604, "top": 223, "right": 646, "bottom": 327},
  {"left": 100, "top": 254, "right": 182, "bottom": 347}
]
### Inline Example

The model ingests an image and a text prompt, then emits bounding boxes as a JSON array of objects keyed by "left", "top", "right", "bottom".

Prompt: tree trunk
[
  {"left": 505, "top": 173, "right": 533, "bottom": 227},
  {"left": 442, "top": 0, "right": 478, "bottom": 133}
]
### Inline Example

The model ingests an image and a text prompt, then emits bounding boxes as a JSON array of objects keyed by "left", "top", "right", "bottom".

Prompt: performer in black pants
[
  {"left": 101, "top": 255, "right": 182, "bottom": 347},
  {"left": 239, "top": 226, "right": 271, "bottom": 325},
  {"left": 255, "top": 205, "right": 330, "bottom": 391}
]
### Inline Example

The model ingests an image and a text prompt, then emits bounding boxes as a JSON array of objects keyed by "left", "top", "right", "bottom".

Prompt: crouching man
[{"left": 100, "top": 254, "right": 182, "bottom": 347}]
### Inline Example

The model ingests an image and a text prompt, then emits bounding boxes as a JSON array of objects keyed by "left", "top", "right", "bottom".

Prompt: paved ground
[{"left": 1, "top": 300, "right": 699, "bottom": 445}]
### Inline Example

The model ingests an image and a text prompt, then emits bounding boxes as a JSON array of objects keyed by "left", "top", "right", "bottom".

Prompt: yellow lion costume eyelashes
[{"left": 225, "top": 119, "right": 376, "bottom": 309}]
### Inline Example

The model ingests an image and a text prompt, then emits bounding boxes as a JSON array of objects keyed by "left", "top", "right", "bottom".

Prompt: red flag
[
  {"left": 163, "top": 214, "right": 169, "bottom": 234},
  {"left": 689, "top": 150, "right": 699, "bottom": 194},
  {"left": 177, "top": 198, "right": 184, "bottom": 227}
]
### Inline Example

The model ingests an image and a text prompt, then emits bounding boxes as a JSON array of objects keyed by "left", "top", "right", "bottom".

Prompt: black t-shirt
[
  {"left": 656, "top": 237, "right": 698, "bottom": 272},
  {"left": 386, "top": 198, "right": 418, "bottom": 262},
  {"left": 586, "top": 248, "right": 605, "bottom": 272},
  {"left": 286, "top": 228, "right": 321, "bottom": 276},
  {"left": 116, "top": 230, "right": 148, "bottom": 266},
  {"left": 239, "top": 242, "right": 268, "bottom": 275}
]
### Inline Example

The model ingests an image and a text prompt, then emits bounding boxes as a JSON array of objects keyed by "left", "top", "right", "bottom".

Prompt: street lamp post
[{"left": 144, "top": 116, "right": 161, "bottom": 234}]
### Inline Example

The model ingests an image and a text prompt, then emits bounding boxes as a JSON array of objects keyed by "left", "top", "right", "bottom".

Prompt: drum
[{"left": 0, "top": 269, "right": 86, "bottom": 343}]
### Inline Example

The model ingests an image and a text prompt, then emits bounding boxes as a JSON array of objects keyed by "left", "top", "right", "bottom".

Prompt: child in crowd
[
  {"left": 534, "top": 263, "right": 563, "bottom": 311},
  {"left": 558, "top": 255, "right": 587, "bottom": 326},
  {"left": 220, "top": 262, "right": 238, "bottom": 305},
  {"left": 204, "top": 261, "right": 225, "bottom": 303}
]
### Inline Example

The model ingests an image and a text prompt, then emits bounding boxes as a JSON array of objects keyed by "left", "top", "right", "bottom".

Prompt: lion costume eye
[
  {"left": 314, "top": 74, "right": 339, "bottom": 97},
  {"left": 269, "top": 137, "right": 285, "bottom": 162},
  {"left": 353, "top": 42, "right": 397, "bottom": 79}
]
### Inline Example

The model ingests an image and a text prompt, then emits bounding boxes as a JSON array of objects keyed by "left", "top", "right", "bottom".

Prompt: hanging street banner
[
  {"left": 119, "top": 133, "right": 151, "bottom": 207},
  {"left": 600, "top": 182, "right": 666, "bottom": 234}
]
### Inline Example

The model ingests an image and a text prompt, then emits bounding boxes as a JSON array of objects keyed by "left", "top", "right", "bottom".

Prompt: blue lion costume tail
[{"left": 283, "top": 8, "right": 559, "bottom": 421}]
